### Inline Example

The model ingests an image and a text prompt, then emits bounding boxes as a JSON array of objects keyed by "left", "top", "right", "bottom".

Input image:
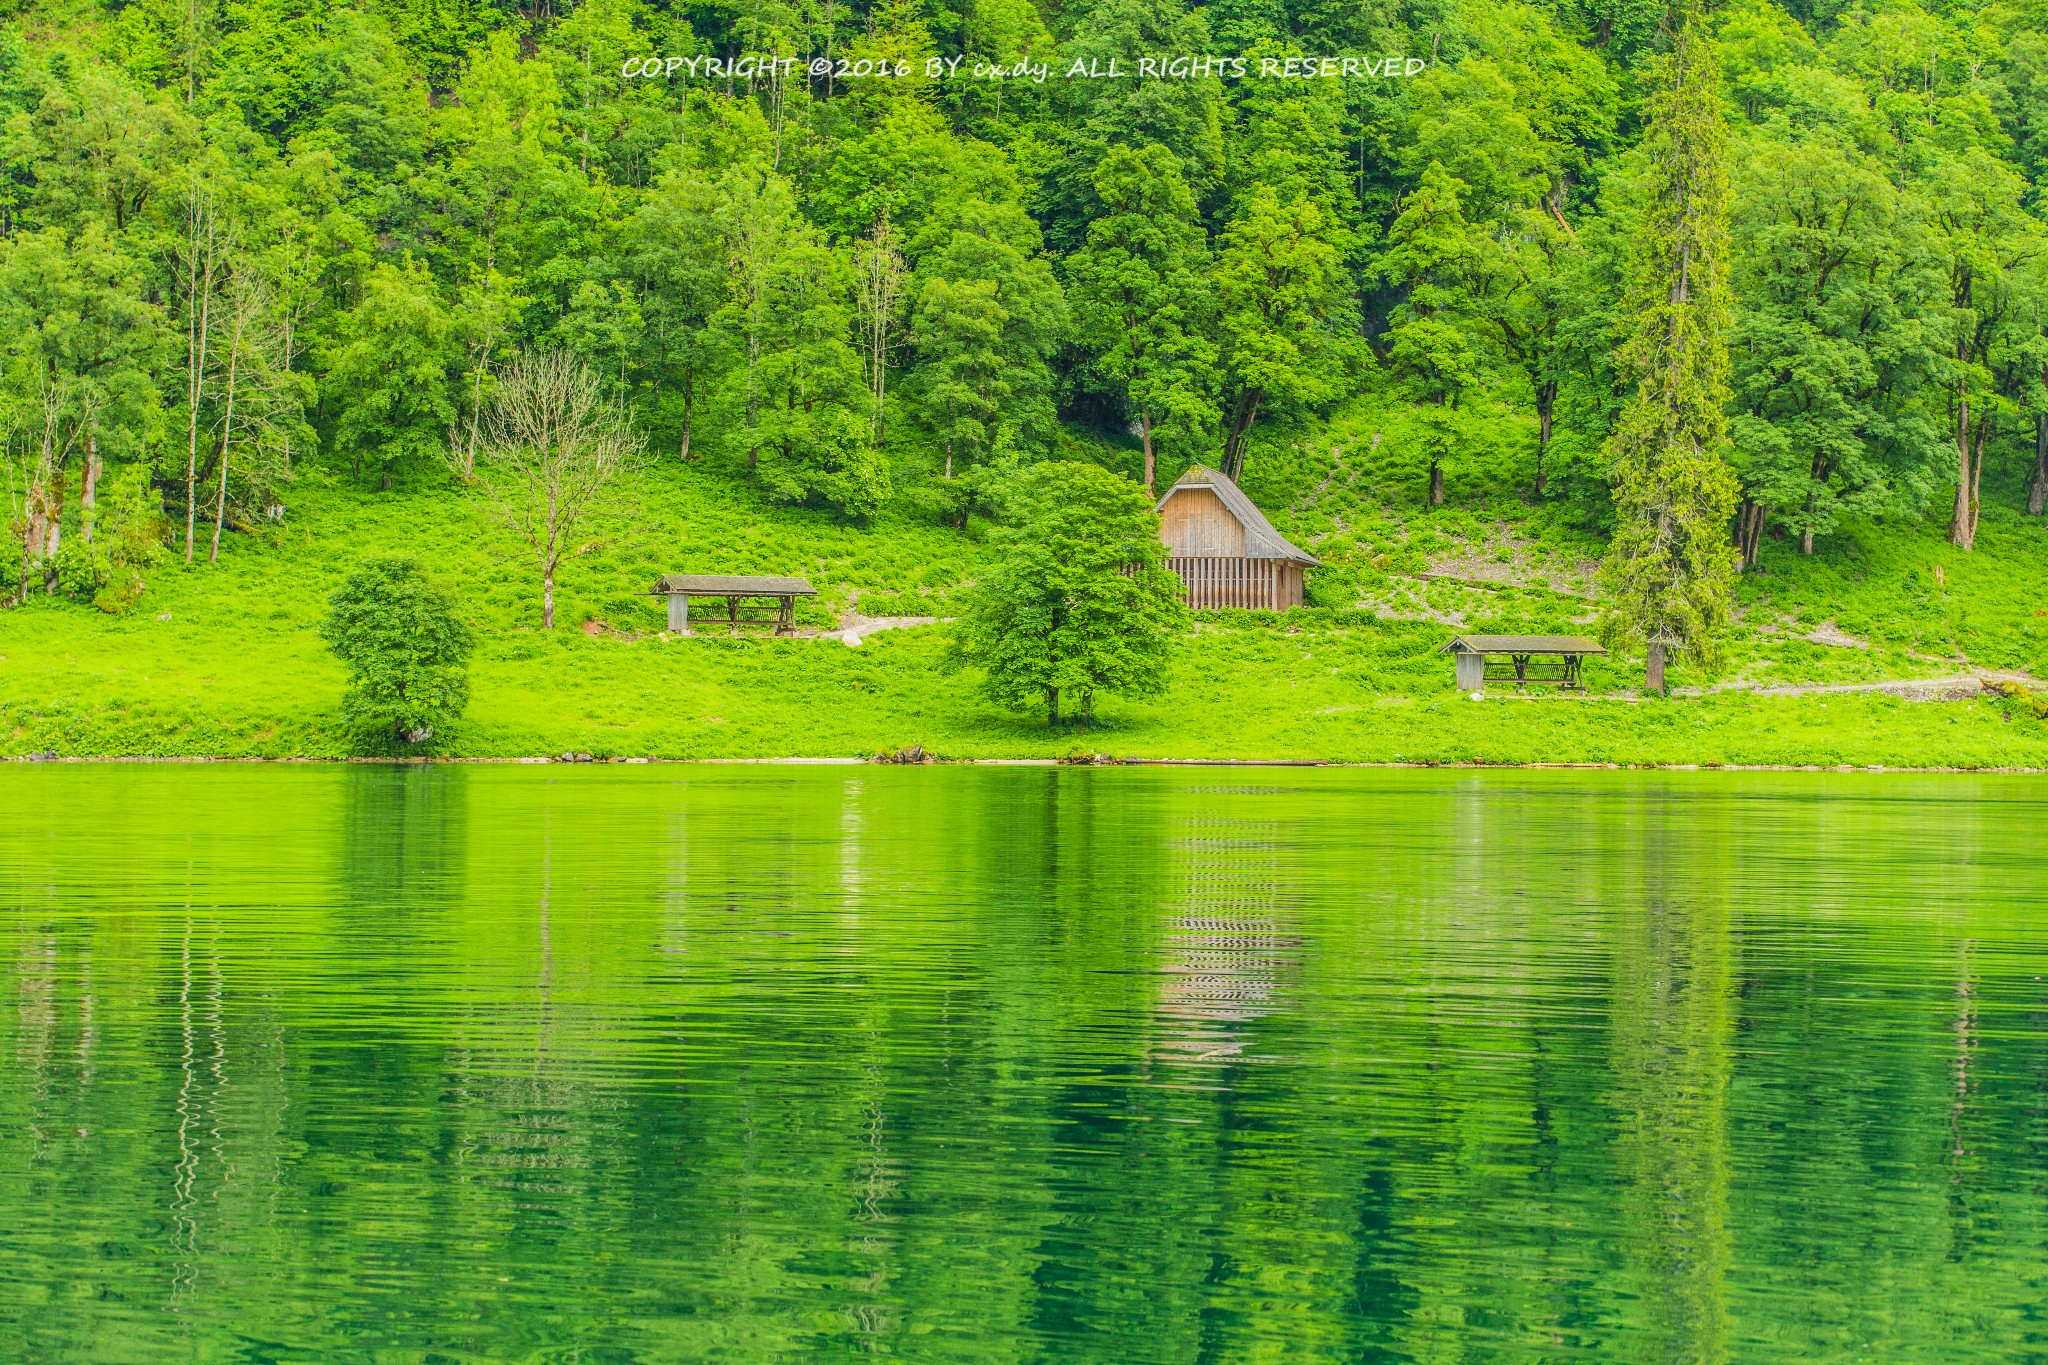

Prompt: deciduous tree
[
  {"left": 1067, "top": 143, "right": 1217, "bottom": 494},
  {"left": 324, "top": 257, "right": 456, "bottom": 489},
  {"left": 472, "top": 350, "right": 641, "bottom": 628},
  {"left": 1214, "top": 186, "right": 1354, "bottom": 481},
  {"left": 321, "top": 556, "right": 474, "bottom": 746},
  {"left": 952, "top": 461, "right": 1188, "bottom": 726}
]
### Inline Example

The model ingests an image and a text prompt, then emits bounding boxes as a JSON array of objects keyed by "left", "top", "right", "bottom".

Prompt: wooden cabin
[{"left": 1155, "top": 465, "right": 1319, "bottom": 610}]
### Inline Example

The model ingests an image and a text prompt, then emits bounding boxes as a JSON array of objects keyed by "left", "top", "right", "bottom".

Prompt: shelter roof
[
  {"left": 654, "top": 574, "right": 816, "bottom": 596},
  {"left": 1437, "top": 634, "right": 1607, "bottom": 656},
  {"left": 1156, "top": 465, "right": 1320, "bottom": 566}
]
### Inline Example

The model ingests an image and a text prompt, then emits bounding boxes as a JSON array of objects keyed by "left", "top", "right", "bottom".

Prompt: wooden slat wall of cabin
[{"left": 1170, "top": 556, "right": 1304, "bottom": 609}]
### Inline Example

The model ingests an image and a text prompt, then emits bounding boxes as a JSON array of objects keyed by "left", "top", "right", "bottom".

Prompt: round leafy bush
[{"left": 321, "top": 558, "right": 474, "bottom": 746}]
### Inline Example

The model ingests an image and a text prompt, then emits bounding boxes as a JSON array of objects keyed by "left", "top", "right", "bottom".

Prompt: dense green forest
[{"left": 7, "top": 0, "right": 2048, "bottom": 758}]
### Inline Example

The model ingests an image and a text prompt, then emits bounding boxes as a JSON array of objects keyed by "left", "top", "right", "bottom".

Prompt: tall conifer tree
[{"left": 1599, "top": 2, "right": 1739, "bottom": 693}]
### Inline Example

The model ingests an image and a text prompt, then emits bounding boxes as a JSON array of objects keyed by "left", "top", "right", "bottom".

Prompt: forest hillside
[{"left": 7, "top": 0, "right": 2048, "bottom": 761}]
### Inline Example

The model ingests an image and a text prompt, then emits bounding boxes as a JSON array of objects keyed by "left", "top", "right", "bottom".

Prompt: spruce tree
[{"left": 1598, "top": 3, "right": 1740, "bottom": 693}]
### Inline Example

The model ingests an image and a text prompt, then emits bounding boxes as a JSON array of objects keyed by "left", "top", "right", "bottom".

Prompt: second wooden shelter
[
  {"left": 1438, "top": 634, "right": 1606, "bottom": 692},
  {"left": 652, "top": 574, "right": 815, "bottom": 635}
]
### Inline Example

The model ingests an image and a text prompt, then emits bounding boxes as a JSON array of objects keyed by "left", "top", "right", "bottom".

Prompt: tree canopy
[
  {"left": 953, "top": 460, "right": 1188, "bottom": 725},
  {"left": 4, "top": 0, "right": 2048, "bottom": 673},
  {"left": 321, "top": 556, "right": 475, "bottom": 745}
]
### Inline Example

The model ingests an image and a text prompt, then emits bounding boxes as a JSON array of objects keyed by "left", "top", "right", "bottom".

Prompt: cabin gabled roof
[{"left": 1156, "top": 465, "right": 1320, "bottom": 566}]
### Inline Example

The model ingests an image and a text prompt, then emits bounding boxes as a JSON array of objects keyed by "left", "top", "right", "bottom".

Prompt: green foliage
[
  {"left": 322, "top": 258, "right": 456, "bottom": 488},
  {"left": 1727, "top": 134, "right": 1950, "bottom": 548},
  {"left": 56, "top": 464, "right": 170, "bottom": 612},
  {"left": 1215, "top": 185, "right": 1359, "bottom": 480},
  {"left": 953, "top": 461, "right": 1188, "bottom": 725},
  {"left": 320, "top": 556, "right": 475, "bottom": 745},
  {"left": 909, "top": 198, "right": 1065, "bottom": 521},
  {"left": 1066, "top": 143, "right": 1218, "bottom": 491}
]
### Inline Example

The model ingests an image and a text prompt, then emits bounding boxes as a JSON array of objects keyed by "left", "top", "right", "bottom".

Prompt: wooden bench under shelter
[
  {"left": 1439, "top": 634, "right": 1606, "bottom": 693},
  {"left": 652, "top": 574, "right": 816, "bottom": 636}
]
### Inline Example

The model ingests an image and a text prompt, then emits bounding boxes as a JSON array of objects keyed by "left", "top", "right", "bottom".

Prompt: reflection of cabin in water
[
  {"left": 1155, "top": 465, "right": 1319, "bottom": 610},
  {"left": 1154, "top": 816, "right": 1301, "bottom": 1066}
]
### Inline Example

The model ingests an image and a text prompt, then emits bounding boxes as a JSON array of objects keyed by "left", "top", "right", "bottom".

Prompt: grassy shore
[{"left": 10, "top": 431, "right": 2048, "bottom": 769}]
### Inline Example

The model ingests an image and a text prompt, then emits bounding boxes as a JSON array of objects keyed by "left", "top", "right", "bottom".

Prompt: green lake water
[{"left": 3, "top": 765, "right": 2046, "bottom": 1362}]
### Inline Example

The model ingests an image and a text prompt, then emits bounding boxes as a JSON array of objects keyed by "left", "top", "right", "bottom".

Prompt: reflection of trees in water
[
  {"left": 1607, "top": 809, "right": 1734, "bottom": 1365},
  {"left": 1154, "top": 816, "right": 1302, "bottom": 1065},
  {"left": 12, "top": 928, "right": 62, "bottom": 1162}
]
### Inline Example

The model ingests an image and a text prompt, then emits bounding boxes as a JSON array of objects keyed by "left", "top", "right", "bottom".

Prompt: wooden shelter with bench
[
  {"left": 1439, "top": 634, "right": 1606, "bottom": 692},
  {"left": 652, "top": 574, "right": 816, "bottom": 635},
  {"left": 1155, "top": 465, "right": 1320, "bottom": 610}
]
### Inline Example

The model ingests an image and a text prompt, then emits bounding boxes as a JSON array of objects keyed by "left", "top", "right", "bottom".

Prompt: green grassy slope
[
  {"left": 1243, "top": 397, "right": 2048, "bottom": 685},
  {"left": 8, "top": 420, "right": 2048, "bottom": 766}
]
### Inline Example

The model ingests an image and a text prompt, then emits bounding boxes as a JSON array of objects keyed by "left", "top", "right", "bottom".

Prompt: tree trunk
[
  {"left": 23, "top": 478, "right": 60, "bottom": 596},
  {"left": 185, "top": 450, "right": 199, "bottom": 560},
  {"left": 542, "top": 566, "right": 556, "bottom": 629},
  {"left": 2029, "top": 413, "right": 2048, "bottom": 516},
  {"left": 211, "top": 333, "right": 243, "bottom": 565},
  {"left": 184, "top": 209, "right": 215, "bottom": 565},
  {"left": 680, "top": 360, "right": 694, "bottom": 461},
  {"left": 1139, "top": 408, "right": 1155, "bottom": 496},
  {"left": 1800, "top": 452, "right": 1826, "bottom": 554},
  {"left": 1734, "top": 497, "right": 1766, "bottom": 570},
  {"left": 211, "top": 449, "right": 230, "bottom": 562},
  {"left": 33, "top": 472, "right": 61, "bottom": 593},
  {"left": 80, "top": 426, "right": 100, "bottom": 545},
  {"left": 1428, "top": 460, "right": 1444, "bottom": 507},
  {"left": 1645, "top": 641, "right": 1667, "bottom": 695},
  {"left": 1221, "top": 388, "right": 1262, "bottom": 482},
  {"left": 41, "top": 512, "right": 61, "bottom": 593},
  {"left": 1046, "top": 686, "right": 1059, "bottom": 728},
  {"left": 1533, "top": 393, "right": 1553, "bottom": 498},
  {"left": 1969, "top": 413, "right": 1989, "bottom": 546},
  {"left": 1950, "top": 388, "right": 1973, "bottom": 549}
]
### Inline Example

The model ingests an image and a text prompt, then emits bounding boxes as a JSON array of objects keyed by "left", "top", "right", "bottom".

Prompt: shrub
[
  {"left": 321, "top": 557, "right": 474, "bottom": 745},
  {"left": 54, "top": 466, "right": 170, "bottom": 613}
]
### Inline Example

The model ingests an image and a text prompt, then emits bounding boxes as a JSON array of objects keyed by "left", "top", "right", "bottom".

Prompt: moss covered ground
[{"left": 9, "top": 420, "right": 2048, "bottom": 767}]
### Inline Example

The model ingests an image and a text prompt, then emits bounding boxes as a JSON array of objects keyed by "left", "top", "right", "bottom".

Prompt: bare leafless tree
[
  {"left": 470, "top": 350, "right": 641, "bottom": 628},
  {"left": 852, "top": 214, "right": 905, "bottom": 446},
  {"left": 176, "top": 166, "right": 226, "bottom": 563},
  {"left": 209, "top": 261, "right": 292, "bottom": 563}
]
